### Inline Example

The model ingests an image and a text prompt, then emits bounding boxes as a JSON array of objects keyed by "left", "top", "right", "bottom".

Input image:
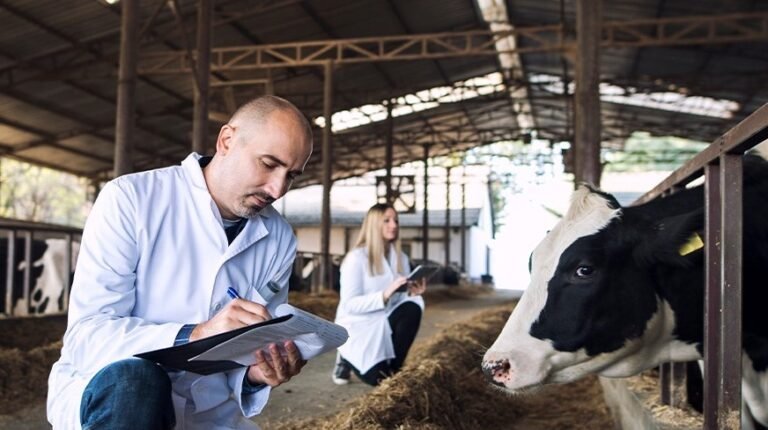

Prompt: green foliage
[
  {"left": 604, "top": 132, "right": 709, "bottom": 172},
  {"left": 0, "top": 158, "right": 89, "bottom": 227},
  {"left": 488, "top": 176, "right": 505, "bottom": 237}
]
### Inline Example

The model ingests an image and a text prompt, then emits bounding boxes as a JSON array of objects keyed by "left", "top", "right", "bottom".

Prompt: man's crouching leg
[{"left": 80, "top": 358, "right": 175, "bottom": 430}]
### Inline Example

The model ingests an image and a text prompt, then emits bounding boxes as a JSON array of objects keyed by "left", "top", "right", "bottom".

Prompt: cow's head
[{"left": 482, "top": 185, "right": 702, "bottom": 392}]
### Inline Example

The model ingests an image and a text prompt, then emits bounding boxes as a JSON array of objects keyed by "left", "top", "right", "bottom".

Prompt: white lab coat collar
[{"left": 181, "top": 153, "right": 271, "bottom": 261}]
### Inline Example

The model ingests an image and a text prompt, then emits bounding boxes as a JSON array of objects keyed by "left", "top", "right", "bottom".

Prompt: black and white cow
[
  {"left": 0, "top": 237, "right": 79, "bottom": 316},
  {"left": 482, "top": 154, "right": 768, "bottom": 428}
]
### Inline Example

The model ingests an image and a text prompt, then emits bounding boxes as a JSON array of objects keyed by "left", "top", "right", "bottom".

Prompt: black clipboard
[{"left": 135, "top": 315, "right": 291, "bottom": 375}]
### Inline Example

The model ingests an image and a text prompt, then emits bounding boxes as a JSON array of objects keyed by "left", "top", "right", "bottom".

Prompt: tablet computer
[
  {"left": 406, "top": 264, "right": 441, "bottom": 282},
  {"left": 396, "top": 264, "right": 441, "bottom": 293}
]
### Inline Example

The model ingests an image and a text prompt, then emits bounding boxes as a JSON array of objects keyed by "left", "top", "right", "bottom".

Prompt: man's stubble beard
[{"left": 234, "top": 192, "right": 275, "bottom": 218}]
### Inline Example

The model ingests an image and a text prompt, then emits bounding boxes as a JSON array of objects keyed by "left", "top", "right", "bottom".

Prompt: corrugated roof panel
[
  {"left": 0, "top": 123, "right": 38, "bottom": 145},
  {"left": 0, "top": 6, "right": 64, "bottom": 57},
  {"left": 58, "top": 134, "right": 114, "bottom": 160},
  {"left": 395, "top": 0, "right": 478, "bottom": 33},
  {"left": 0, "top": 93, "right": 83, "bottom": 134},
  {"left": 16, "top": 144, "right": 111, "bottom": 170},
  {"left": 226, "top": 2, "right": 326, "bottom": 44},
  {"left": 298, "top": 0, "right": 403, "bottom": 38},
  {"left": 13, "top": 80, "right": 117, "bottom": 125},
  {"left": 17, "top": 0, "right": 120, "bottom": 42}
]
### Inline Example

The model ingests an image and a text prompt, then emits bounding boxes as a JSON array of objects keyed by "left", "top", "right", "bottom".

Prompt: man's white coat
[{"left": 48, "top": 153, "right": 297, "bottom": 429}]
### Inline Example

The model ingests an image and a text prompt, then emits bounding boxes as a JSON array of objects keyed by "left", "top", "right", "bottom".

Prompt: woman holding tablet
[{"left": 332, "top": 203, "right": 427, "bottom": 386}]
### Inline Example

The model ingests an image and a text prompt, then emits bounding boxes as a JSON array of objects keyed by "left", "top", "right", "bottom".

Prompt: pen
[{"left": 226, "top": 287, "right": 241, "bottom": 300}]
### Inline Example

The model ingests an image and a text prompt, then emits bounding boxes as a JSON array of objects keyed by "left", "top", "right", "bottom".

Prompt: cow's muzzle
[{"left": 482, "top": 358, "right": 512, "bottom": 387}]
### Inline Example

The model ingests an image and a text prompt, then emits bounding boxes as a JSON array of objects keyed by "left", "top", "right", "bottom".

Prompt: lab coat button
[{"left": 213, "top": 302, "right": 223, "bottom": 312}]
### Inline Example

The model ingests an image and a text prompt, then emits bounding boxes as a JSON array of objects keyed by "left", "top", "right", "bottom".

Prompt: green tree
[{"left": 0, "top": 158, "right": 90, "bottom": 227}]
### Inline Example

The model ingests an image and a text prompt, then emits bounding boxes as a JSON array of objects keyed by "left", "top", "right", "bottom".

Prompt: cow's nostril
[{"left": 482, "top": 359, "right": 512, "bottom": 386}]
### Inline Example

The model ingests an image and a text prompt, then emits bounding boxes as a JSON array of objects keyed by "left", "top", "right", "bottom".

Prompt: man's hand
[
  {"left": 187, "top": 298, "right": 306, "bottom": 387},
  {"left": 246, "top": 340, "right": 306, "bottom": 387},
  {"left": 189, "top": 298, "right": 272, "bottom": 341}
]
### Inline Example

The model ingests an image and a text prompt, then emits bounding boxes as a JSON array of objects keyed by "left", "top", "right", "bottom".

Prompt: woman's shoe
[{"left": 332, "top": 354, "right": 351, "bottom": 385}]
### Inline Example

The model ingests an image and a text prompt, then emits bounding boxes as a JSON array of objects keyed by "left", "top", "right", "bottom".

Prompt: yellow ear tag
[{"left": 679, "top": 233, "right": 704, "bottom": 256}]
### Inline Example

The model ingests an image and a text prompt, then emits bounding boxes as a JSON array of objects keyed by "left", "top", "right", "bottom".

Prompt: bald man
[{"left": 48, "top": 96, "right": 314, "bottom": 430}]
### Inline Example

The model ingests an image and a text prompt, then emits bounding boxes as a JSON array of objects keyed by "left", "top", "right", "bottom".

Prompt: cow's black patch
[{"left": 530, "top": 225, "right": 660, "bottom": 355}]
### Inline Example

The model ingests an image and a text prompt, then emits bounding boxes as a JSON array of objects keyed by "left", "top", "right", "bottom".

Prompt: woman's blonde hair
[{"left": 354, "top": 203, "right": 403, "bottom": 276}]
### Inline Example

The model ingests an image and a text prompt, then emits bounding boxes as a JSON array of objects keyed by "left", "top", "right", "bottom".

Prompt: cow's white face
[{"left": 482, "top": 186, "right": 700, "bottom": 392}]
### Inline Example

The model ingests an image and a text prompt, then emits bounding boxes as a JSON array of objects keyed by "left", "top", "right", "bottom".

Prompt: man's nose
[{"left": 264, "top": 176, "right": 287, "bottom": 200}]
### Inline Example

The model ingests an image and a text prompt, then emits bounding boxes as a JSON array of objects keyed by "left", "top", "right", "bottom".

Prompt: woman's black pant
[{"left": 344, "top": 301, "right": 422, "bottom": 386}]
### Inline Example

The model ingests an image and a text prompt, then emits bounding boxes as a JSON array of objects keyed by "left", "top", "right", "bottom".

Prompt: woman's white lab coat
[
  {"left": 334, "top": 246, "right": 425, "bottom": 373},
  {"left": 47, "top": 153, "right": 296, "bottom": 430}
]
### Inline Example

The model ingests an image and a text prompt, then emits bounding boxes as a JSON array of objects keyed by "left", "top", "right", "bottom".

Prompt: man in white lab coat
[{"left": 47, "top": 95, "right": 313, "bottom": 430}]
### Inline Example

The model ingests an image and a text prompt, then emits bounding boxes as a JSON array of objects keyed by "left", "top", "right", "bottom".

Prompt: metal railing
[
  {"left": 0, "top": 218, "right": 82, "bottom": 318},
  {"left": 634, "top": 102, "right": 768, "bottom": 429},
  {"left": 0, "top": 217, "right": 349, "bottom": 318}
]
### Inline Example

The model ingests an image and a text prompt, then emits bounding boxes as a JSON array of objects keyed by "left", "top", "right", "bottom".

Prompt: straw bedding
[{"left": 273, "top": 305, "right": 615, "bottom": 430}]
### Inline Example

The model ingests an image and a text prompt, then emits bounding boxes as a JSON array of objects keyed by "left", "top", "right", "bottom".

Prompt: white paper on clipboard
[{"left": 190, "top": 304, "right": 348, "bottom": 366}]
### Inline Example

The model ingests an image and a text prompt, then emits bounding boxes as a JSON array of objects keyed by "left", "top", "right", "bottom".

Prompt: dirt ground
[{"left": 0, "top": 286, "right": 615, "bottom": 429}]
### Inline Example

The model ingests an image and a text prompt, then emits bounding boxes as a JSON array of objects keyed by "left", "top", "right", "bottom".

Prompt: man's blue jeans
[{"left": 80, "top": 358, "right": 175, "bottom": 430}]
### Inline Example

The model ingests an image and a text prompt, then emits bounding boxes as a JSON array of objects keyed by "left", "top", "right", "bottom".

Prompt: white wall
[
  {"left": 466, "top": 227, "right": 489, "bottom": 279},
  {"left": 294, "top": 227, "right": 349, "bottom": 256},
  {"left": 294, "top": 224, "right": 489, "bottom": 280}
]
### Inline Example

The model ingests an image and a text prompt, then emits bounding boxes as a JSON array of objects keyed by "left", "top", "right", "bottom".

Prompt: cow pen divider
[
  {"left": 0, "top": 219, "right": 82, "bottom": 318},
  {"left": 633, "top": 102, "right": 768, "bottom": 429},
  {"left": 292, "top": 251, "right": 345, "bottom": 292}
]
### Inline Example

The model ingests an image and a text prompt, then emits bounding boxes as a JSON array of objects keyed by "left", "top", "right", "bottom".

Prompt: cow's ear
[{"left": 632, "top": 210, "right": 704, "bottom": 267}]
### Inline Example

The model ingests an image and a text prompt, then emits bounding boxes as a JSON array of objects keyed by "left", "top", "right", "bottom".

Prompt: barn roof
[{"left": 0, "top": 0, "right": 766, "bottom": 185}]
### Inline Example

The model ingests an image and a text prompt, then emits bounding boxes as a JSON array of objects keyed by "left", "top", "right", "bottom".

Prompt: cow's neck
[{"left": 653, "top": 252, "right": 705, "bottom": 353}]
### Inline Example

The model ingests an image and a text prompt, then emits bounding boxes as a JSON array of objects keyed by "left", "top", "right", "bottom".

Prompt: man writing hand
[{"left": 191, "top": 298, "right": 306, "bottom": 387}]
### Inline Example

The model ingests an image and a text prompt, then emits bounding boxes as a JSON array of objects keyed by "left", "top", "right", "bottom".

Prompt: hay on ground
[
  {"left": 273, "top": 305, "right": 614, "bottom": 430},
  {"left": 0, "top": 340, "right": 62, "bottom": 414},
  {"left": 288, "top": 283, "right": 494, "bottom": 322},
  {"left": 624, "top": 370, "right": 703, "bottom": 428}
]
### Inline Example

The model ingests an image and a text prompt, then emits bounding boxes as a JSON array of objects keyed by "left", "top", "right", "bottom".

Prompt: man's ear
[
  {"left": 216, "top": 124, "right": 235, "bottom": 155},
  {"left": 632, "top": 209, "right": 704, "bottom": 267}
]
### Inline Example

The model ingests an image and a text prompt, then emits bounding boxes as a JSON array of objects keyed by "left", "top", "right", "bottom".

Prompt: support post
[
  {"left": 704, "top": 162, "right": 722, "bottom": 429},
  {"left": 574, "top": 0, "right": 602, "bottom": 186},
  {"left": 461, "top": 165, "right": 467, "bottom": 271},
  {"left": 4, "top": 230, "right": 15, "bottom": 316},
  {"left": 719, "top": 153, "right": 743, "bottom": 427},
  {"left": 422, "top": 144, "right": 430, "bottom": 262},
  {"left": 114, "top": 0, "right": 139, "bottom": 177},
  {"left": 385, "top": 100, "right": 394, "bottom": 204},
  {"left": 192, "top": 0, "right": 212, "bottom": 154},
  {"left": 444, "top": 166, "right": 451, "bottom": 267},
  {"left": 319, "top": 60, "right": 334, "bottom": 292}
]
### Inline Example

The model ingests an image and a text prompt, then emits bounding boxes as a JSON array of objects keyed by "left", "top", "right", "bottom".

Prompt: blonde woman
[{"left": 332, "top": 203, "right": 426, "bottom": 386}]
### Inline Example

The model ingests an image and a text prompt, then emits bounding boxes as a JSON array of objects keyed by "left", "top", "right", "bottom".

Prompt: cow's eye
[{"left": 575, "top": 265, "right": 594, "bottom": 278}]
